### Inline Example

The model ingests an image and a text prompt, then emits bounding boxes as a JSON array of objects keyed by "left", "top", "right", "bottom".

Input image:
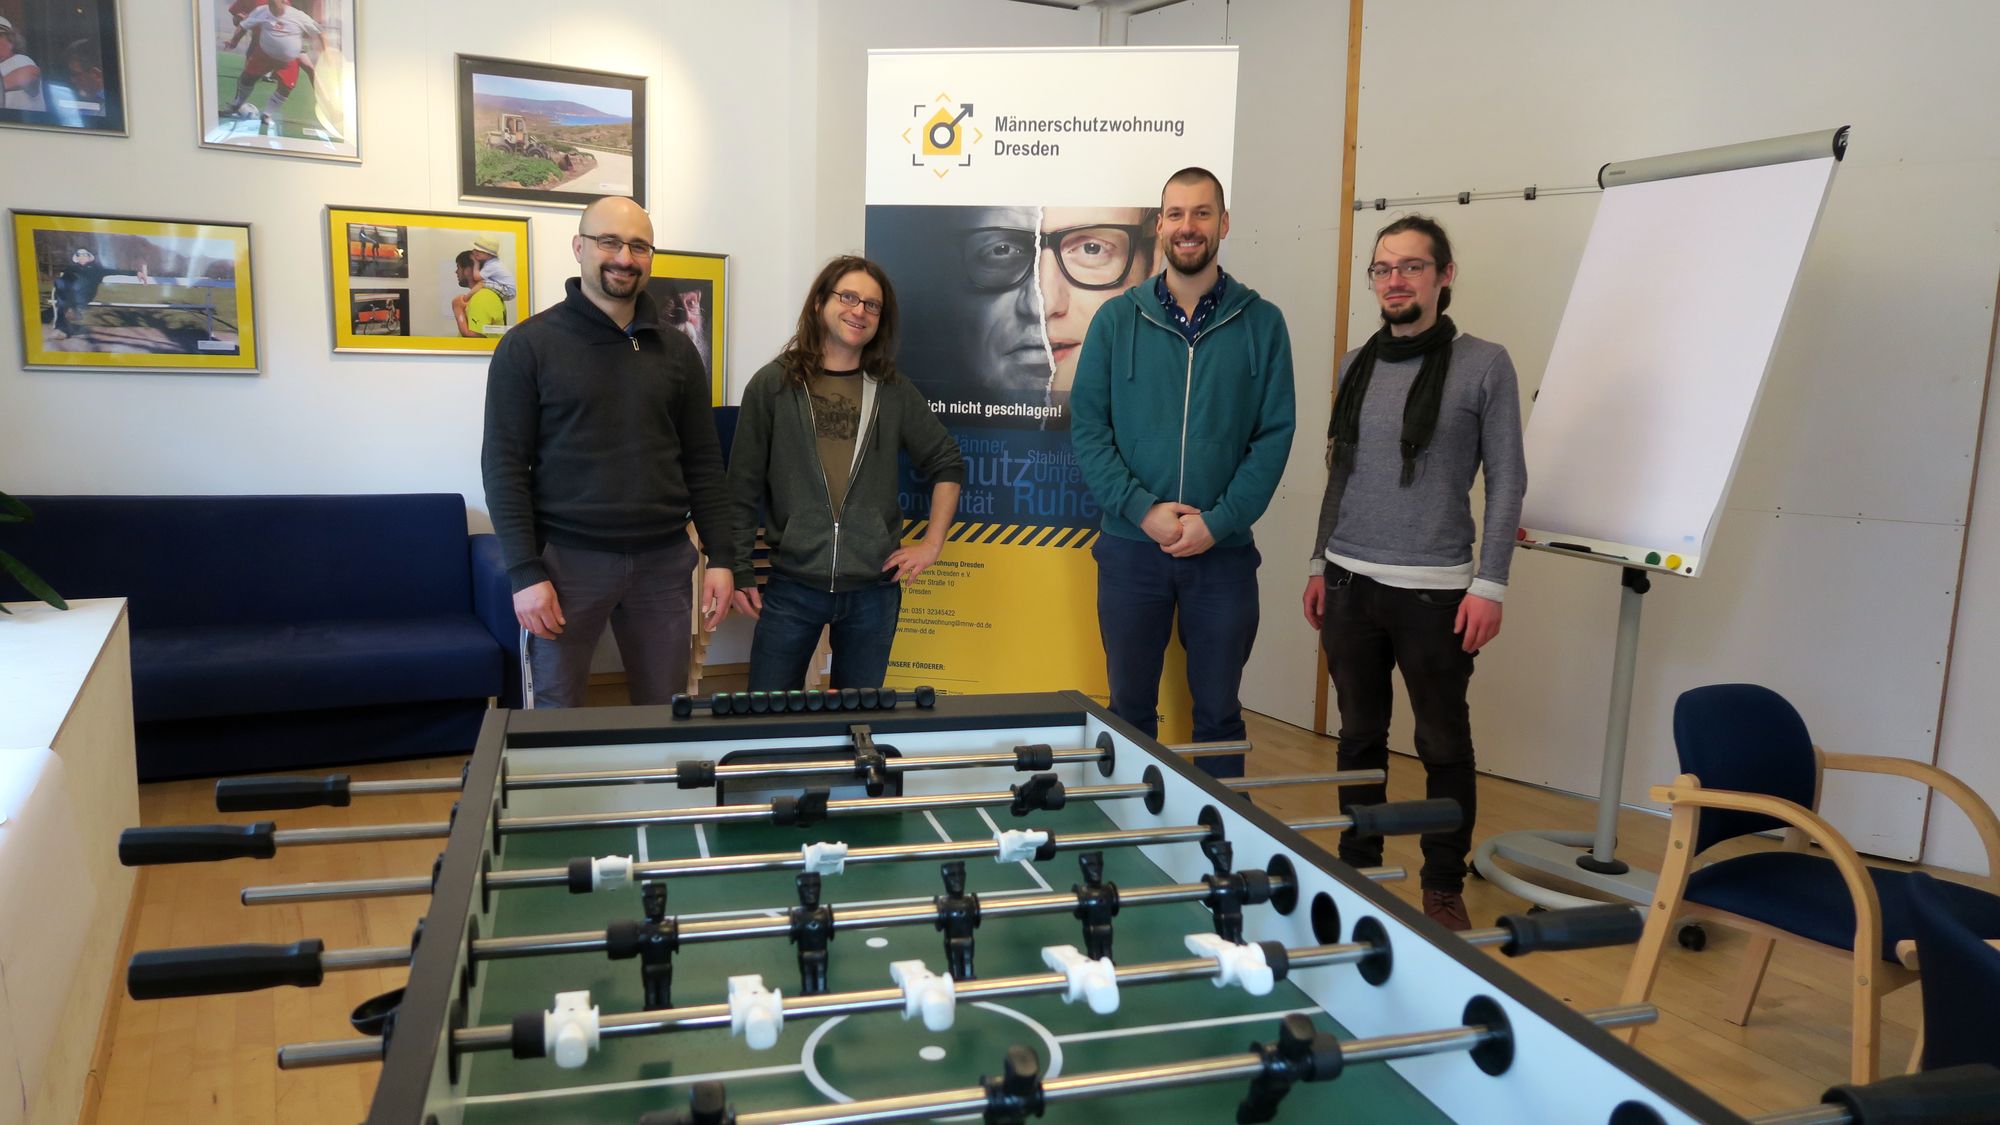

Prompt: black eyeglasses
[
  {"left": 962, "top": 224, "right": 1148, "bottom": 293},
  {"left": 1366, "top": 260, "right": 1435, "bottom": 281},
  {"left": 830, "top": 289, "right": 884, "bottom": 317},
  {"left": 580, "top": 232, "right": 655, "bottom": 257}
]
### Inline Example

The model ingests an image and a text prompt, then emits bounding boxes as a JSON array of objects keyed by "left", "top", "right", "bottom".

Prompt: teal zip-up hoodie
[{"left": 1069, "top": 276, "right": 1296, "bottom": 547}]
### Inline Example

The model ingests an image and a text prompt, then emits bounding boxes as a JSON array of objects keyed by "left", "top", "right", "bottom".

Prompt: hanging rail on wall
[{"left": 1352, "top": 183, "right": 1601, "bottom": 211}]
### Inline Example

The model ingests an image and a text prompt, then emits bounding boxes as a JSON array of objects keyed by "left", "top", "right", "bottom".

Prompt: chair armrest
[
  {"left": 1649, "top": 779, "right": 1888, "bottom": 961},
  {"left": 470, "top": 534, "right": 522, "bottom": 709},
  {"left": 1820, "top": 752, "right": 2000, "bottom": 885}
]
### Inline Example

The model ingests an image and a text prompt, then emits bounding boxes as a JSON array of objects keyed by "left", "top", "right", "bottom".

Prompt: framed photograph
[
  {"left": 324, "top": 206, "right": 531, "bottom": 355},
  {"left": 0, "top": 0, "right": 127, "bottom": 136},
  {"left": 648, "top": 250, "right": 726, "bottom": 405},
  {"left": 457, "top": 54, "right": 645, "bottom": 209},
  {"left": 11, "top": 209, "right": 258, "bottom": 373},
  {"left": 194, "top": 0, "right": 358, "bottom": 162}
]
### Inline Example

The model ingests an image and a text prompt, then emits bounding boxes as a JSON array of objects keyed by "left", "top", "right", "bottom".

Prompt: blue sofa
[{"left": 0, "top": 494, "right": 518, "bottom": 780}]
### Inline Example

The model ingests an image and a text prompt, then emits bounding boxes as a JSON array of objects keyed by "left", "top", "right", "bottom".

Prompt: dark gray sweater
[
  {"left": 481, "top": 279, "right": 734, "bottom": 592},
  {"left": 1311, "top": 333, "right": 1527, "bottom": 596}
]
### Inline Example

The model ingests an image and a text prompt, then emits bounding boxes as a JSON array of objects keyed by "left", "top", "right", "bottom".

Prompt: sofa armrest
[{"left": 470, "top": 534, "right": 522, "bottom": 709}]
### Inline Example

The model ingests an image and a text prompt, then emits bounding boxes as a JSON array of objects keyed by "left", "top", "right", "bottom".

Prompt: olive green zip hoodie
[{"left": 727, "top": 360, "right": 966, "bottom": 592}]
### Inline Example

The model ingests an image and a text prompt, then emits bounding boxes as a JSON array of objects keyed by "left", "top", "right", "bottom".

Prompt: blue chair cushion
[
  {"left": 1685, "top": 851, "right": 2000, "bottom": 962},
  {"left": 133, "top": 617, "right": 504, "bottom": 722}
]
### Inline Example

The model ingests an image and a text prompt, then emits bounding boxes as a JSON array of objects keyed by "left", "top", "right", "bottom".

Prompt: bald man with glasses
[{"left": 481, "top": 197, "right": 737, "bottom": 708}]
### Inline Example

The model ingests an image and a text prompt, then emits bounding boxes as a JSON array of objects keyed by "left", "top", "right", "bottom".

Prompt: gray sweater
[{"left": 1311, "top": 333, "right": 1527, "bottom": 594}]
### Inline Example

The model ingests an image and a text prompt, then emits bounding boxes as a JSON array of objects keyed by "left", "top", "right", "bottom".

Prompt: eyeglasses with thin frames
[
  {"left": 581, "top": 232, "right": 655, "bottom": 258},
  {"left": 1367, "top": 260, "right": 1435, "bottom": 281},
  {"left": 831, "top": 289, "right": 884, "bottom": 317},
  {"left": 962, "top": 224, "right": 1148, "bottom": 293}
]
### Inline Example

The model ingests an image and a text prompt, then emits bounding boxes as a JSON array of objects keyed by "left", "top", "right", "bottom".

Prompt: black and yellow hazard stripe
[{"left": 901, "top": 520, "right": 1099, "bottom": 549}]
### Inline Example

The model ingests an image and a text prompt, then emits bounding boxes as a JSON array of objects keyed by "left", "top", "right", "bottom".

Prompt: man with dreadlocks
[{"left": 1302, "top": 215, "right": 1527, "bottom": 931}]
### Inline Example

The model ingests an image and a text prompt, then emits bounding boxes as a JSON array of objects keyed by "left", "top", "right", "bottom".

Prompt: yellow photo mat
[
  {"left": 650, "top": 249, "right": 726, "bottom": 405},
  {"left": 12, "top": 210, "right": 258, "bottom": 372},
  {"left": 326, "top": 207, "right": 532, "bottom": 355}
]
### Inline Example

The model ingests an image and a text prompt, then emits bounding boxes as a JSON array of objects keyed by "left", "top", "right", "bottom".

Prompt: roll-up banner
[{"left": 866, "top": 47, "right": 1239, "bottom": 738}]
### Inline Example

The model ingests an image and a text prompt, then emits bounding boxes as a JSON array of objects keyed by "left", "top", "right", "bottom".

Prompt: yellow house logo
[{"left": 905, "top": 93, "right": 982, "bottom": 178}]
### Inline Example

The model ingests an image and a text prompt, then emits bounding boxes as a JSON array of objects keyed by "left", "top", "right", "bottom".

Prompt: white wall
[
  {"left": 1330, "top": 1, "right": 2000, "bottom": 864},
  {"left": 0, "top": 0, "right": 816, "bottom": 517}
]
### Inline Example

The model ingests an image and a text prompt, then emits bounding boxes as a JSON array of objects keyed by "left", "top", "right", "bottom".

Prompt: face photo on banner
[
  {"left": 194, "top": 0, "right": 359, "bottom": 161},
  {"left": 868, "top": 203, "right": 1157, "bottom": 431}
]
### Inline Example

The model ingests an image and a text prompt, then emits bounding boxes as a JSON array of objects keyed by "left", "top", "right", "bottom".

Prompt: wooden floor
[{"left": 85, "top": 706, "right": 1977, "bottom": 1123}]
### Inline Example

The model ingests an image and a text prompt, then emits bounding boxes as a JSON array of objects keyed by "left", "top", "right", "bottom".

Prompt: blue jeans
[
  {"left": 1092, "top": 532, "right": 1261, "bottom": 767},
  {"left": 748, "top": 574, "right": 904, "bottom": 691}
]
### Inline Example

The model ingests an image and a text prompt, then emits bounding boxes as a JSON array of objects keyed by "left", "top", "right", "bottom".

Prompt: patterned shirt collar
[{"left": 1154, "top": 269, "right": 1230, "bottom": 343}]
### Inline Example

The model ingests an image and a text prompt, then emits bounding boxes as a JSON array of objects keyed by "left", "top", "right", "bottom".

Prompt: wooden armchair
[{"left": 1618, "top": 684, "right": 2000, "bottom": 1084}]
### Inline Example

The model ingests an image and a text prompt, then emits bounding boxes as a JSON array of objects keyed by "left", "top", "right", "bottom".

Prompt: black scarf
[{"left": 1329, "top": 314, "right": 1455, "bottom": 486}]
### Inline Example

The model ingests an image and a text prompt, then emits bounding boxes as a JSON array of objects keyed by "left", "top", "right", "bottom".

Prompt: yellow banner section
[{"left": 884, "top": 525, "right": 1193, "bottom": 743}]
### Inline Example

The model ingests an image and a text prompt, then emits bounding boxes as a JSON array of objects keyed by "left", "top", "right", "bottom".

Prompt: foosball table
[{"left": 115, "top": 691, "right": 1998, "bottom": 1124}]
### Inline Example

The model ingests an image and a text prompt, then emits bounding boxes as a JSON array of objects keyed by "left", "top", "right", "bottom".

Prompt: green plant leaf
[
  {"left": 0, "top": 549, "right": 67, "bottom": 610},
  {"left": 0, "top": 492, "right": 28, "bottom": 523}
]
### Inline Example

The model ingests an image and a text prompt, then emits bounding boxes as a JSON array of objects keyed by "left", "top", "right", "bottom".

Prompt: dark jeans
[
  {"left": 1320, "top": 566, "right": 1478, "bottom": 892},
  {"left": 1092, "top": 532, "right": 1261, "bottom": 772},
  {"left": 748, "top": 574, "right": 903, "bottom": 690},
  {"left": 527, "top": 537, "right": 698, "bottom": 709}
]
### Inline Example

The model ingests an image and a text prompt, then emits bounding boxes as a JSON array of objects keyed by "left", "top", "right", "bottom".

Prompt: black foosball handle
[
  {"left": 1493, "top": 904, "right": 1643, "bottom": 955},
  {"left": 127, "top": 939, "right": 325, "bottom": 999},
  {"left": 1344, "top": 798, "right": 1462, "bottom": 838},
  {"left": 1822, "top": 1063, "right": 2000, "bottom": 1124},
  {"left": 119, "top": 822, "right": 277, "bottom": 865},
  {"left": 216, "top": 774, "right": 353, "bottom": 811}
]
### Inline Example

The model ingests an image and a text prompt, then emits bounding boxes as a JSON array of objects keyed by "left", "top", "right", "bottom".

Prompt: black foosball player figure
[
  {"left": 1202, "top": 837, "right": 1248, "bottom": 944},
  {"left": 935, "top": 860, "right": 982, "bottom": 980},
  {"left": 1072, "top": 851, "right": 1120, "bottom": 960},
  {"left": 638, "top": 882, "right": 678, "bottom": 1009},
  {"left": 789, "top": 872, "right": 835, "bottom": 995}
]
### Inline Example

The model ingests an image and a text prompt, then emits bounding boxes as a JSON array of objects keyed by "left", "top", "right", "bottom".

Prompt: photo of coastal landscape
[{"left": 456, "top": 56, "right": 646, "bottom": 208}]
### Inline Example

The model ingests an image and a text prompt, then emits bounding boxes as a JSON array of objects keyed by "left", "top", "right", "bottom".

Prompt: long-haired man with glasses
[
  {"left": 482, "top": 196, "right": 737, "bottom": 708},
  {"left": 1302, "top": 214, "right": 1527, "bottom": 930},
  {"left": 724, "top": 256, "right": 965, "bottom": 689},
  {"left": 1070, "top": 167, "right": 1297, "bottom": 771}
]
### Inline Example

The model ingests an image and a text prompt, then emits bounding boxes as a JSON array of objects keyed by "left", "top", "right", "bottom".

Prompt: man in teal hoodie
[{"left": 1070, "top": 167, "right": 1296, "bottom": 771}]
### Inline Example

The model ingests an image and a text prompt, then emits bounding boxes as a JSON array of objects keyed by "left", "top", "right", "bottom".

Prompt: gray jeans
[{"left": 525, "top": 536, "right": 698, "bottom": 708}]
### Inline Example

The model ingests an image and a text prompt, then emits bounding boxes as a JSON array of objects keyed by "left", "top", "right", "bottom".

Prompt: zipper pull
[{"left": 629, "top": 336, "right": 639, "bottom": 352}]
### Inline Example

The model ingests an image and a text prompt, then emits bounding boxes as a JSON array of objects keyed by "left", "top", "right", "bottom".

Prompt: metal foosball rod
[
  {"left": 134, "top": 863, "right": 1412, "bottom": 1012},
  {"left": 266, "top": 905, "right": 1647, "bottom": 1071},
  {"left": 231, "top": 797, "right": 1436, "bottom": 906},
  {"left": 631, "top": 1004, "right": 1660, "bottom": 1125},
  {"left": 136, "top": 860, "right": 1299, "bottom": 1004},
  {"left": 211, "top": 738, "right": 1274, "bottom": 811},
  {"left": 123, "top": 768, "right": 1413, "bottom": 867},
  {"left": 132, "top": 805, "right": 1463, "bottom": 1006}
]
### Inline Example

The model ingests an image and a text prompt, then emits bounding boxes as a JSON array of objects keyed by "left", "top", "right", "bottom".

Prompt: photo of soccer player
[
  {"left": 324, "top": 206, "right": 530, "bottom": 355},
  {"left": 11, "top": 209, "right": 259, "bottom": 373},
  {"left": 195, "top": 0, "right": 358, "bottom": 161},
  {"left": 0, "top": 0, "right": 126, "bottom": 136}
]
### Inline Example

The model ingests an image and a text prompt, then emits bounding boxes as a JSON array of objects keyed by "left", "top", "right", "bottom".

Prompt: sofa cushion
[
  {"left": 133, "top": 616, "right": 504, "bottom": 721},
  {"left": 0, "top": 494, "right": 474, "bottom": 629}
]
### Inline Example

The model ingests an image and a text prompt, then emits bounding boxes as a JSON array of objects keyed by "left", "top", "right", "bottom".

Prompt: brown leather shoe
[{"left": 1423, "top": 889, "right": 1471, "bottom": 932}]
